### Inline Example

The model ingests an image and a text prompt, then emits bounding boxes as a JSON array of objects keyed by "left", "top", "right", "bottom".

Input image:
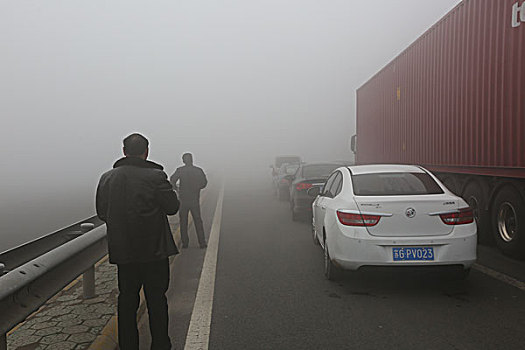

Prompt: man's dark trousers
[
  {"left": 117, "top": 259, "right": 171, "bottom": 350},
  {"left": 180, "top": 203, "right": 206, "bottom": 247}
]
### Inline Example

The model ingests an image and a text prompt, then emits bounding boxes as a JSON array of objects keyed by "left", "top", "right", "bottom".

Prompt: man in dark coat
[
  {"left": 96, "top": 133, "right": 179, "bottom": 350},
  {"left": 170, "top": 153, "right": 207, "bottom": 249}
]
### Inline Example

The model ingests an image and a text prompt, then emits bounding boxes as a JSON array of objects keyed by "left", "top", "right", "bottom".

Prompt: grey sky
[{"left": 0, "top": 0, "right": 461, "bottom": 249}]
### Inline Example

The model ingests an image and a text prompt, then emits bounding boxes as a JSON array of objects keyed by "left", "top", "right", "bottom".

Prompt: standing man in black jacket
[
  {"left": 96, "top": 133, "right": 179, "bottom": 350},
  {"left": 170, "top": 153, "right": 208, "bottom": 249}
]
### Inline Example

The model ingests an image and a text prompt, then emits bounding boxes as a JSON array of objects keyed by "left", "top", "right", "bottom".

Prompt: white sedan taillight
[
  {"left": 438, "top": 207, "right": 474, "bottom": 225},
  {"left": 337, "top": 211, "right": 381, "bottom": 227}
]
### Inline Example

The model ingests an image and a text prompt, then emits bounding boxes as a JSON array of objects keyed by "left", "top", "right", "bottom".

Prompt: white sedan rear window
[{"left": 352, "top": 172, "right": 444, "bottom": 196}]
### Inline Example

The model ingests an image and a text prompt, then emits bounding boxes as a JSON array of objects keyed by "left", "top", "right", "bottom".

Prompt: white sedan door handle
[{"left": 321, "top": 206, "right": 326, "bottom": 210}]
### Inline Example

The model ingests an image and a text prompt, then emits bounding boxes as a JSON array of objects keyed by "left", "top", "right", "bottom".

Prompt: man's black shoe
[
  {"left": 200, "top": 244, "right": 207, "bottom": 249},
  {"left": 182, "top": 244, "right": 188, "bottom": 249}
]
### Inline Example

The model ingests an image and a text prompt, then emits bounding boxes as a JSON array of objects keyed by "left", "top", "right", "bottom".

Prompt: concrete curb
[{"left": 87, "top": 316, "right": 118, "bottom": 349}]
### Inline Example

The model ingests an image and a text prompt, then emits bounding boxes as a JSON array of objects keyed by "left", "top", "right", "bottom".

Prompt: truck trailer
[{"left": 352, "top": 0, "right": 525, "bottom": 257}]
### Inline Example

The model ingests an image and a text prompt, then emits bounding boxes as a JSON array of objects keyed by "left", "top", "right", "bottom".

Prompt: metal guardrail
[
  {"left": 0, "top": 215, "right": 104, "bottom": 275},
  {"left": 0, "top": 221, "right": 107, "bottom": 350}
]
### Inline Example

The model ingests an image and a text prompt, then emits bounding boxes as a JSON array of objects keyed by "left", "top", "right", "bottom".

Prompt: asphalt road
[{"left": 140, "top": 172, "right": 525, "bottom": 350}]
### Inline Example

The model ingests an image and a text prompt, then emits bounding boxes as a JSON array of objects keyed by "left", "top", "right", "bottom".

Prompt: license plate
[{"left": 392, "top": 247, "right": 434, "bottom": 261}]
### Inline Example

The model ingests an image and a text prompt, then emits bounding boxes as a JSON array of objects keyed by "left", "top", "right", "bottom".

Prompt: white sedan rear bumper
[{"left": 329, "top": 225, "right": 477, "bottom": 271}]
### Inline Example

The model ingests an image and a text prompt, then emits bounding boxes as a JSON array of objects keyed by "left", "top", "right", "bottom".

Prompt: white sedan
[{"left": 310, "top": 164, "right": 477, "bottom": 280}]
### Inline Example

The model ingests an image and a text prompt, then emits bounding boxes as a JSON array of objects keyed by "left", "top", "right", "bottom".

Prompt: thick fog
[{"left": 0, "top": 0, "right": 460, "bottom": 251}]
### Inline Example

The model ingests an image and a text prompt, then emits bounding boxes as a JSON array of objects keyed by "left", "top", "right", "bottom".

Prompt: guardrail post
[
  {"left": 81, "top": 223, "right": 96, "bottom": 299},
  {"left": 1, "top": 333, "right": 7, "bottom": 350}
]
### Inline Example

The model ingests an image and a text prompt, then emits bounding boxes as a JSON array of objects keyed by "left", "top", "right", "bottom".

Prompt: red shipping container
[{"left": 356, "top": 0, "right": 525, "bottom": 179}]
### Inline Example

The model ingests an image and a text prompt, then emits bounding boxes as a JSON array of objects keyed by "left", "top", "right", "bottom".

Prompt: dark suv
[{"left": 289, "top": 162, "right": 349, "bottom": 221}]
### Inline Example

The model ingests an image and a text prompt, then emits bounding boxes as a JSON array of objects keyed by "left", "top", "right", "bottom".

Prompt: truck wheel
[
  {"left": 462, "top": 182, "right": 491, "bottom": 245},
  {"left": 492, "top": 187, "right": 525, "bottom": 259}
]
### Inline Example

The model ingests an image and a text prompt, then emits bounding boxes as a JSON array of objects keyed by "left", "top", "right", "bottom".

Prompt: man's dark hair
[
  {"left": 182, "top": 153, "right": 193, "bottom": 165},
  {"left": 123, "top": 133, "right": 149, "bottom": 156}
]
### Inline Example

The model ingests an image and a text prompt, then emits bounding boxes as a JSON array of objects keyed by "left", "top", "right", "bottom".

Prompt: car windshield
[
  {"left": 302, "top": 164, "right": 340, "bottom": 178},
  {"left": 352, "top": 172, "right": 444, "bottom": 196}
]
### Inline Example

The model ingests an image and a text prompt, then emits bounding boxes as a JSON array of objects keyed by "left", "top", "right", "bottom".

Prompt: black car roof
[{"left": 300, "top": 161, "right": 350, "bottom": 167}]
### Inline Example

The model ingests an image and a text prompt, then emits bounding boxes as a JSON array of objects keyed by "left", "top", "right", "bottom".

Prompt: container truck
[{"left": 352, "top": 0, "right": 525, "bottom": 257}]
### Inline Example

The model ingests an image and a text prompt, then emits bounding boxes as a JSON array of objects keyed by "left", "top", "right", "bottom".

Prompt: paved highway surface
[{"left": 139, "top": 172, "right": 525, "bottom": 350}]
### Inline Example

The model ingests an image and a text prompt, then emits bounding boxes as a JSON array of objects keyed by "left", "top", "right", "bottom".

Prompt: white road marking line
[
  {"left": 473, "top": 263, "right": 525, "bottom": 292},
  {"left": 184, "top": 183, "right": 225, "bottom": 350}
]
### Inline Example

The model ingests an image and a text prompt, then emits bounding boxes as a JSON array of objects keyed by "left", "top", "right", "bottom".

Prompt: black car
[{"left": 289, "top": 162, "right": 349, "bottom": 221}]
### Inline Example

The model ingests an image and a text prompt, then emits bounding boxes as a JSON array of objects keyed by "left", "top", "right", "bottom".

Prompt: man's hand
[{"left": 157, "top": 172, "right": 180, "bottom": 215}]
